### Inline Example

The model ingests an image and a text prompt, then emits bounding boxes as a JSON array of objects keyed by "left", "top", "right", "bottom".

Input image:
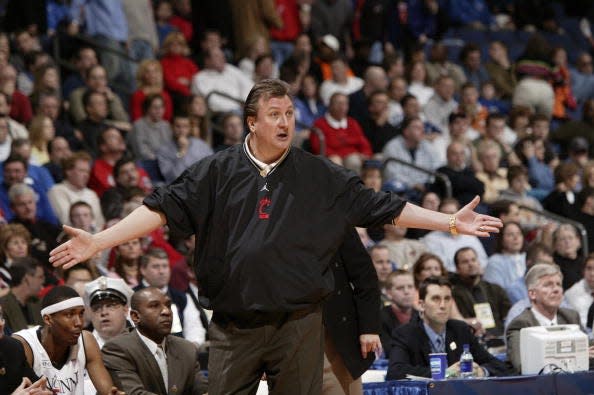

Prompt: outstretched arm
[
  {"left": 395, "top": 196, "right": 501, "bottom": 237},
  {"left": 50, "top": 205, "right": 166, "bottom": 269}
]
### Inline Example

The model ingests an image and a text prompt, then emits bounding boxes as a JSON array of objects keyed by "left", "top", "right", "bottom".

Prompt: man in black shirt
[{"left": 50, "top": 79, "right": 502, "bottom": 395}]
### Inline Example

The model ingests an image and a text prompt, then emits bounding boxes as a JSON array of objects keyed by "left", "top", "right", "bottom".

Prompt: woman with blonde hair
[
  {"left": 130, "top": 59, "right": 173, "bottom": 121},
  {"left": 187, "top": 94, "right": 211, "bottom": 144},
  {"left": 159, "top": 31, "right": 199, "bottom": 104},
  {"left": 28, "top": 114, "right": 55, "bottom": 165},
  {"left": 0, "top": 223, "right": 31, "bottom": 290}
]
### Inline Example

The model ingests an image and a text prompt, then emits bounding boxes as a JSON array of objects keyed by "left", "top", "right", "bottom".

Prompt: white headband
[{"left": 41, "top": 297, "right": 85, "bottom": 316}]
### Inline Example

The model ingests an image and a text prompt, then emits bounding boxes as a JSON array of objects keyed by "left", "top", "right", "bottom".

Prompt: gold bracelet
[{"left": 449, "top": 215, "right": 458, "bottom": 236}]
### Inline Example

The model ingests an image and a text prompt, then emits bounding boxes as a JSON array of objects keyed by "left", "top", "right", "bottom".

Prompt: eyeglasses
[{"left": 90, "top": 301, "right": 123, "bottom": 313}]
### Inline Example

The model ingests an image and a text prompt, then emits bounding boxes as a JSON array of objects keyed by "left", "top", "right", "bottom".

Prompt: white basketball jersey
[{"left": 15, "top": 326, "right": 86, "bottom": 395}]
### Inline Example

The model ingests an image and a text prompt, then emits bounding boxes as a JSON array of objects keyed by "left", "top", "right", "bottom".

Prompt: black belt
[{"left": 212, "top": 304, "right": 319, "bottom": 330}]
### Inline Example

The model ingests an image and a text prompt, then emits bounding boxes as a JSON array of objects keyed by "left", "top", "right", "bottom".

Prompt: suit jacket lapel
[
  {"left": 415, "top": 319, "right": 432, "bottom": 365},
  {"left": 165, "top": 337, "right": 183, "bottom": 394},
  {"left": 132, "top": 331, "right": 168, "bottom": 394}
]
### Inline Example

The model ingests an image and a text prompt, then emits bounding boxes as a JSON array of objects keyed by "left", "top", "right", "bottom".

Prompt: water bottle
[{"left": 459, "top": 344, "right": 474, "bottom": 378}]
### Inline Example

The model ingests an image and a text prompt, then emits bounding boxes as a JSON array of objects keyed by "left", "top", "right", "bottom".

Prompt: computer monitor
[{"left": 520, "top": 325, "right": 589, "bottom": 375}]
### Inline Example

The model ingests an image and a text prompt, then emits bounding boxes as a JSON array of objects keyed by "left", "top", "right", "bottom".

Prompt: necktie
[
  {"left": 436, "top": 335, "right": 445, "bottom": 353},
  {"left": 155, "top": 345, "right": 168, "bottom": 389}
]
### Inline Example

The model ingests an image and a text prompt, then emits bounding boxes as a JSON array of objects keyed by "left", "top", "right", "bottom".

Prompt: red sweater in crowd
[
  {"left": 160, "top": 54, "right": 199, "bottom": 97},
  {"left": 311, "top": 116, "right": 373, "bottom": 158},
  {"left": 130, "top": 89, "right": 174, "bottom": 121}
]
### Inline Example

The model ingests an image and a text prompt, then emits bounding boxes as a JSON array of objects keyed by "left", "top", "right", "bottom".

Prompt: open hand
[
  {"left": 455, "top": 196, "right": 502, "bottom": 237},
  {"left": 11, "top": 377, "right": 52, "bottom": 395},
  {"left": 49, "top": 225, "right": 98, "bottom": 269}
]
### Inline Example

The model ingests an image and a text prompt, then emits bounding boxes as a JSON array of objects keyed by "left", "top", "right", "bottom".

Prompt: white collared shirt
[
  {"left": 137, "top": 329, "right": 168, "bottom": 389},
  {"left": 243, "top": 133, "right": 289, "bottom": 177},
  {"left": 324, "top": 113, "right": 348, "bottom": 129},
  {"left": 531, "top": 307, "right": 558, "bottom": 327}
]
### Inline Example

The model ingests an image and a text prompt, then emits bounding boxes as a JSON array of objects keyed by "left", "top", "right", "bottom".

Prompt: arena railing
[
  {"left": 518, "top": 205, "right": 589, "bottom": 256},
  {"left": 381, "top": 157, "right": 453, "bottom": 198}
]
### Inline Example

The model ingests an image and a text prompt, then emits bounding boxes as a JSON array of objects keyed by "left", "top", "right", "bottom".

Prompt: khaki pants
[
  {"left": 322, "top": 331, "right": 363, "bottom": 395},
  {"left": 207, "top": 306, "right": 324, "bottom": 395}
]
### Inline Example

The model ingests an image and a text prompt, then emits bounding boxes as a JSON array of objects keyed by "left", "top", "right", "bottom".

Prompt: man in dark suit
[
  {"left": 506, "top": 263, "right": 587, "bottom": 373},
  {"left": 380, "top": 270, "right": 419, "bottom": 355},
  {"left": 451, "top": 247, "right": 511, "bottom": 338},
  {"left": 387, "top": 276, "right": 510, "bottom": 380},
  {"left": 102, "top": 287, "right": 207, "bottom": 394},
  {"left": 0, "top": 257, "right": 44, "bottom": 335},
  {"left": 134, "top": 247, "right": 189, "bottom": 337},
  {"left": 323, "top": 228, "right": 382, "bottom": 394}
]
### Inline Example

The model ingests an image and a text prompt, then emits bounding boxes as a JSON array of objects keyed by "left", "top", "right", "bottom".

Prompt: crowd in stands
[{"left": 1, "top": 0, "right": 594, "bottom": 393}]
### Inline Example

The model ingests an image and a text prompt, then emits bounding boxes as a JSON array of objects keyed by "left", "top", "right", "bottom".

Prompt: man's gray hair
[
  {"left": 8, "top": 183, "right": 37, "bottom": 203},
  {"left": 525, "top": 263, "right": 562, "bottom": 290}
]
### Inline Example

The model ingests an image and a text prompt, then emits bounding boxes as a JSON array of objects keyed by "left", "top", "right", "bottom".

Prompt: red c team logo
[{"left": 258, "top": 197, "right": 271, "bottom": 219}]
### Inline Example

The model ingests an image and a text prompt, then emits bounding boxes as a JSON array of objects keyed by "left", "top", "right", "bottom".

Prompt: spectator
[
  {"left": 310, "top": 0, "right": 353, "bottom": 58},
  {"left": 109, "top": 238, "right": 143, "bottom": 288},
  {"left": 348, "top": 66, "right": 388, "bottom": 125},
  {"left": 475, "top": 139, "right": 508, "bottom": 204},
  {"left": 0, "top": 92, "right": 28, "bottom": 140},
  {"left": 451, "top": 247, "right": 511, "bottom": 337},
  {"left": 187, "top": 94, "right": 212, "bottom": 144},
  {"left": 435, "top": 141, "right": 485, "bottom": 207},
  {"left": 369, "top": 245, "right": 392, "bottom": 293},
  {"left": 214, "top": 113, "right": 244, "bottom": 152},
  {"left": 134, "top": 248, "right": 188, "bottom": 337},
  {"left": 552, "top": 224, "right": 585, "bottom": 291},
  {"left": 160, "top": 32, "right": 200, "bottom": 103},
  {"left": 421, "top": 198, "right": 489, "bottom": 273},
  {"left": 0, "top": 224, "right": 31, "bottom": 287},
  {"left": 294, "top": 74, "right": 325, "bottom": 136},
  {"left": 458, "top": 83, "right": 488, "bottom": 135},
  {"left": 0, "top": 64, "right": 32, "bottom": 125},
  {"left": 459, "top": 43, "right": 490, "bottom": 90},
  {"left": 379, "top": 222, "right": 427, "bottom": 272},
  {"left": 35, "top": 91, "right": 80, "bottom": 151},
  {"left": 69, "top": 0, "right": 135, "bottom": 95},
  {"left": 0, "top": 156, "right": 57, "bottom": 225},
  {"left": 485, "top": 41, "right": 516, "bottom": 100},
  {"left": 69, "top": 65, "right": 130, "bottom": 127},
  {"left": 542, "top": 162, "right": 580, "bottom": 218},
  {"left": 572, "top": 187, "right": 594, "bottom": 251},
  {"left": 552, "top": 100, "right": 594, "bottom": 158},
  {"left": 192, "top": 47, "right": 253, "bottom": 113},
  {"left": 43, "top": 137, "right": 71, "bottom": 184},
  {"left": 407, "top": 61, "right": 434, "bottom": 108},
  {"left": 130, "top": 60, "right": 173, "bottom": 122},
  {"left": 0, "top": 257, "right": 44, "bottom": 334},
  {"left": 447, "top": 113, "right": 477, "bottom": 167},
  {"left": 169, "top": 0, "right": 194, "bottom": 43},
  {"left": 61, "top": 47, "right": 98, "bottom": 100},
  {"left": 358, "top": 90, "right": 399, "bottom": 153},
  {"left": 100, "top": 157, "right": 152, "bottom": 221},
  {"left": 387, "top": 77, "right": 408, "bottom": 127},
  {"left": 570, "top": 52, "right": 594, "bottom": 106},
  {"left": 8, "top": 183, "right": 61, "bottom": 266},
  {"left": 551, "top": 47, "right": 577, "bottom": 120},
  {"left": 319, "top": 57, "right": 364, "bottom": 106},
  {"left": 424, "top": 76, "right": 458, "bottom": 136},
  {"left": 513, "top": 134, "right": 555, "bottom": 199},
  {"left": 29, "top": 65, "right": 61, "bottom": 107},
  {"left": 564, "top": 253, "right": 594, "bottom": 328},
  {"left": 154, "top": 0, "right": 177, "bottom": 45},
  {"left": 7, "top": 139, "right": 55, "bottom": 194},
  {"left": 27, "top": 115, "right": 54, "bottom": 166},
  {"left": 425, "top": 42, "right": 466, "bottom": 89},
  {"left": 127, "top": 94, "right": 172, "bottom": 161},
  {"left": 68, "top": 201, "right": 98, "bottom": 235},
  {"left": 513, "top": 34, "right": 555, "bottom": 118},
  {"left": 506, "top": 264, "right": 584, "bottom": 373},
  {"left": 498, "top": 165, "right": 545, "bottom": 229},
  {"left": 484, "top": 221, "right": 526, "bottom": 289},
  {"left": 380, "top": 270, "right": 419, "bottom": 356},
  {"left": 47, "top": 152, "right": 105, "bottom": 229},
  {"left": 406, "top": 192, "right": 441, "bottom": 240},
  {"left": 383, "top": 116, "right": 440, "bottom": 195},
  {"left": 505, "top": 242, "right": 554, "bottom": 305},
  {"left": 101, "top": 287, "right": 207, "bottom": 394},
  {"left": 157, "top": 114, "right": 212, "bottom": 183},
  {"left": 239, "top": 35, "right": 279, "bottom": 81},
  {"left": 311, "top": 92, "right": 372, "bottom": 173},
  {"left": 387, "top": 276, "right": 509, "bottom": 380}
]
